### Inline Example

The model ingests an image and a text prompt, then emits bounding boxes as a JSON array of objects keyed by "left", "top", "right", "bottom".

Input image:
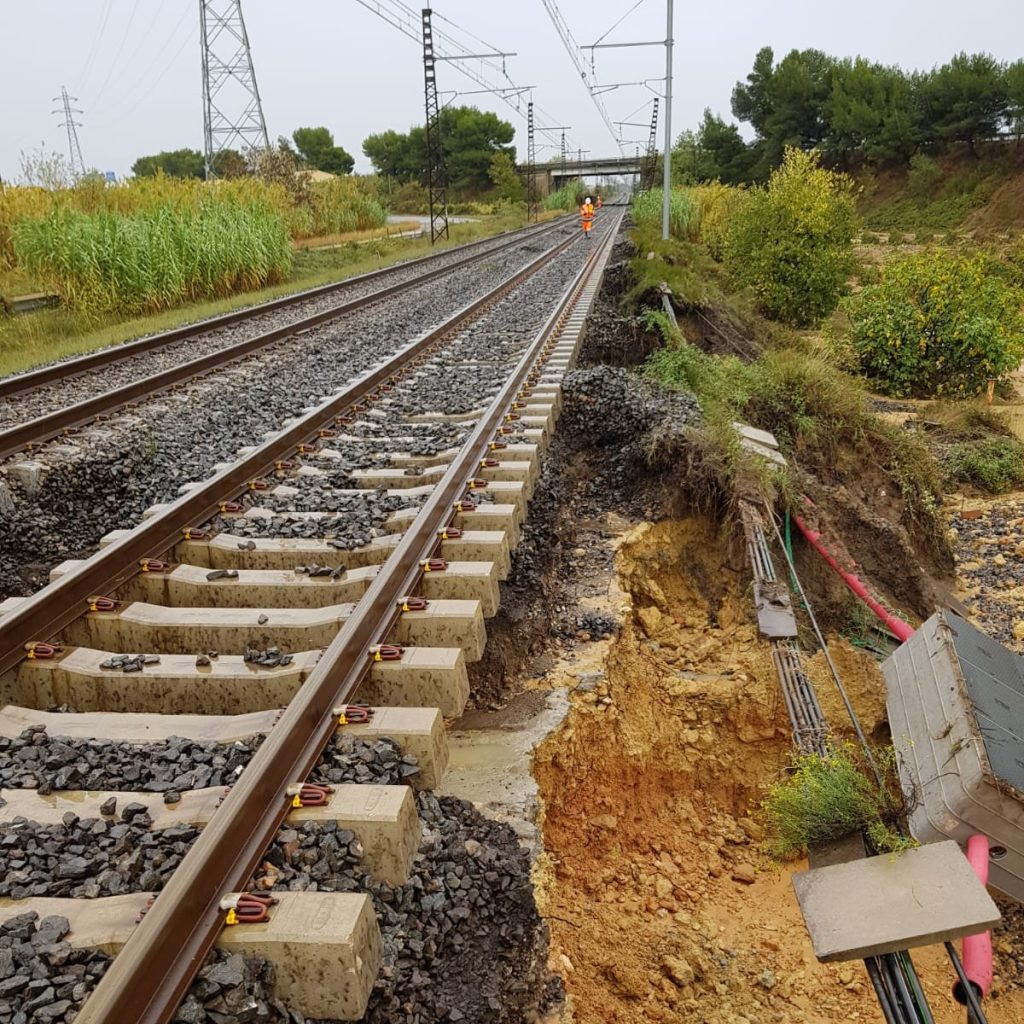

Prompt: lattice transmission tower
[
  {"left": 200, "top": 0, "right": 269, "bottom": 179},
  {"left": 53, "top": 86, "right": 86, "bottom": 179}
]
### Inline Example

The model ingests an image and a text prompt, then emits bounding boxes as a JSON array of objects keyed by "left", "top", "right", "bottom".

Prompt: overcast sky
[{"left": 3, "top": 0, "right": 1024, "bottom": 182}]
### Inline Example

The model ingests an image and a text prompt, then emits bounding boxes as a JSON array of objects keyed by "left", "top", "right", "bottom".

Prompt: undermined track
[
  {"left": 0, "top": 211, "right": 623, "bottom": 1023},
  {"left": 0, "top": 218, "right": 566, "bottom": 460}
]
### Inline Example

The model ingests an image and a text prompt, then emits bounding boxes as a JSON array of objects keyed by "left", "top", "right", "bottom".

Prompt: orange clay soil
[{"left": 532, "top": 515, "right": 1024, "bottom": 1024}]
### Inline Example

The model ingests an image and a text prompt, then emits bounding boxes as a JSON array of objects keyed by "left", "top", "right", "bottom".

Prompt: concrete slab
[
  {"left": 0, "top": 892, "right": 381, "bottom": 1020},
  {"left": 753, "top": 580, "right": 798, "bottom": 640},
  {"left": 453, "top": 505, "right": 520, "bottom": 547},
  {"left": 793, "top": 839, "right": 1000, "bottom": 961},
  {"left": 740, "top": 437, "right": 788, "bottom": 467},
  {"left": 421, "top": 560, "right": 499, "bottom": 617},
  {"left": 123, "top": 564, "right": 379, "bottom": 608},
  {"left": 346, "top": 706, "right": 448, "bottom": 790},
  {"left": 733, "top": 422, "right": 781, "bottom": 450},
  {"left": 10, "top": 647, "right": 316, "bottom": 714}
]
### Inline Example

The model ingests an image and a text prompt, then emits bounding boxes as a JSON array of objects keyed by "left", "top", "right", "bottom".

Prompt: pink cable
[
  {"left": 792, "top": 512, "right": 915, "bottom": 643},
  {"left": 955, "top": 834, "right": 993, "bottom": 1004}
]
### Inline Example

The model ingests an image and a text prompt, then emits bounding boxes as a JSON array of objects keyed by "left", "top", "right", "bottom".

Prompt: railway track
[
  {"left": 0, "top": 210, "right": 623, "bottom": 1023},
  {"left": 0, "top": 217, "right": 566, "bottom": 459}
]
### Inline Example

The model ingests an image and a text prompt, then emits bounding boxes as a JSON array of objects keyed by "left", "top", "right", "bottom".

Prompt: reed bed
[
  {"left": 12, "top": 199, "right": 292, "bottom": 316},
  {"left": 1, "top": 173, "right": 386, "bottom": 314}
]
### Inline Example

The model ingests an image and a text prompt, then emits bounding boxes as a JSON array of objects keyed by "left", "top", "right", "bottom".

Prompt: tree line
[
  {"left": 677, "top": 49, "right": 1024, "bottom": 185},
  {"left": 132, "top": 126, "right": 355, "bottom": 180},
  {"left": 129, "top": 107, "right": 517, "bottom": 200}
]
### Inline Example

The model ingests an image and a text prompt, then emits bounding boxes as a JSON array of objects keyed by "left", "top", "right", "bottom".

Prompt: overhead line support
[{"left": 422, "top": 8, "right": 449, "bottom": 244}]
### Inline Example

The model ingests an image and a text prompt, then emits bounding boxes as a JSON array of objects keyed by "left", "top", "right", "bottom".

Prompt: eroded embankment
[{"left": 531, "top": 515, "right": 1024, "bottom": 1024}]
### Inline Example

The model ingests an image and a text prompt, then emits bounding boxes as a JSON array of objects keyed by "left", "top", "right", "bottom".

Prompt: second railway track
[
  {"left": 0, "top": 217, "right": 566, "bottom": 456},
  {"left": 0, "top": 211, "right": 622, "bottom": 1024}
]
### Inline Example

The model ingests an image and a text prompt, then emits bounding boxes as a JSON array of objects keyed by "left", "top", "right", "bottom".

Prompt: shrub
[
  {"left": 944, "top": 437, "right": 1024, "bottom": 493},
  {"left": 846, "top": 248, "right": 1024, "bottom": 397},
  {"left": 543, "top": 180, "right": 585, "bottom": 213},
  {"left": 907, "top": 153, "right": 942, "bottom": 201},
  {"left": 724, "top": 149, "right": 856, "bottom": 327},
  {"left": 692, "top": 182, "right": 747, "bottom": 261},
  {"left": 761, "top": 745, "right": 912, "bottom": 860},
  {"left": 632, "top": 187, "right": 700, "bottom": 240}
]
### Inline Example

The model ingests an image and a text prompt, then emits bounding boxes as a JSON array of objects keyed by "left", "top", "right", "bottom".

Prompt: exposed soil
[
  {"left": 531, "top": 513, "right": 1024, "bottom": 1024},
  {"left": 498, "top": 231, "right": 1024, "bottom": 1024}
]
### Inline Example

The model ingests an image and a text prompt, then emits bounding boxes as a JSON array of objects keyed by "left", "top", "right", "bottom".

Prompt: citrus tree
[{"left": 847, "top": 248, "right": 1024, "bottom": 397}]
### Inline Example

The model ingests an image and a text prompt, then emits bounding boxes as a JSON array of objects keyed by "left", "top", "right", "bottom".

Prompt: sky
[{"left": 3, "top": 0, "right": 1024, "bottom": 183}]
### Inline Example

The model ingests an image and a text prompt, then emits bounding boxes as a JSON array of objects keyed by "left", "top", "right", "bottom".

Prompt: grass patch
[
  {"left": 944, "top": 437, "right": 1024, "bottom": 493},
  {"left": 761, "top": 744, "right": 915, "bottom": 860},
  {"left": 0, "top": 212, "right": 538, "bottom": 378},
  {"left": 916, "top": 401, "right": 1024, "bottom": 494},
  {"left": 643, "top": 312, "right": 946, "bottom": 548}
]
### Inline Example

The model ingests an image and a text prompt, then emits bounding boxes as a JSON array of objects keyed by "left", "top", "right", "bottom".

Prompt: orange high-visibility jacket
[{"left": 580, "top": 202, "right": 595, "bottom": 221}]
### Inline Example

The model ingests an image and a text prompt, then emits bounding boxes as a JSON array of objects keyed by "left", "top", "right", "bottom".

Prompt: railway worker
[
  {"left": 580, "top": 195, "right": 595, "bottom": 238},
  {"left": 595, "top": 194, "right": 604, "bottom": 210}
]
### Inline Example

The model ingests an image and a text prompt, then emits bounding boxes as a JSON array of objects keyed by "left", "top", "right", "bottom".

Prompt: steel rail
[
  {"left": 0, "top": 223, "right": 587, "bottom": 679},
  {"left": 71, "top": 209, "right": 622, "bottom": 1024},
  {"left": 0, "top": 218, "right": 564, "bottom": 401}
]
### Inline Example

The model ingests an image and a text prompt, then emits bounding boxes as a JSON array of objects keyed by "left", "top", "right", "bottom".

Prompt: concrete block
[
  {"left": 441, "top": 531, "right": 510, "bottom": 580},
  {"left": 453, "top": 505, "right": 520, "bottom": 548},
  {"left": 7, "top": 459, "right": 50, "bottom": 496},
  {"left": 793, "top": 840, "right": 1000, "bottom": 961},
  {"left": 392, "top": 599, "right": 486, "bottom": 662},
  {"left": 421, "top": 560, "right": 499, "bottom": 617},
  {"left": 0, "top": 784, "right": 417, "bottom": 885},
  {"left": 9, "top": 646, "right": 317, "bottom": 715},
  {"left": 125, "top": 564, "right": 378, "bottom": 608},
  {"left": 178, "top": 533, "right": 401, "bottom": 571},
  {"left": 364, "top": 646, "right": 469, "bottom": 718},
  {"left": 64, "top": 601, "right": 359, "bottom": 654},
  {"left": 0, "top": 705, "right": 447, "bottom": 788},
  {"left": 0, "top": 893, "right": 381, "bottom": 1020},
  {"left": 346, "top": 706, "right": 448, "bottom": 790},
  {"left": 733, "top": 421, "right": 780, "bottom": 449}
]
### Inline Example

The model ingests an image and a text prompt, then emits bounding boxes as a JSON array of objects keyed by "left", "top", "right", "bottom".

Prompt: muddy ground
[{"left": 466, "top": 242, "right": 1024, "bottom": 1024}]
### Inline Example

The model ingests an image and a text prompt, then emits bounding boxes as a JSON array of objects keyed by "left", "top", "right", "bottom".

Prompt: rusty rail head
[
  {"left": 70, "top": 212, "right": 622, "bottom": 1024},
  {"left": 0, "top": 229, "right": 577, "bottom": 680},
  {"left": 0, "top": 220, "right": 568, "bottom": 460},
  {"left": 0, "top": 218, "right": 565, "bottom": 402}
]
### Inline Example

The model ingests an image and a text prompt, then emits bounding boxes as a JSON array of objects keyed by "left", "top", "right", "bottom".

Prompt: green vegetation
[
  {"left": 0, "top": 160, "right": 390, "bottom": 316},
  {"left": 945, "top": 438, "right": 1024, "bottom": 493},
  {"left": 762, "top": 745, "right": 915, "bottom": 860},
  {"left": 724, "top": 150, "right": 856, "bottom": 326},
  {"left": 542, "top": 180, "right": 585, "bottom": 213},
  {"left": 280, "top": 126, "right": 354, "bottom": 176},
  {"left": 132, "top": 148, "right": 246, "bottom": 179},
  {"left": 12, "top": 200, "right": 292, "bottom": 316},
  {"left": 631, "top": 188, "right": 699, "bottom": 239},
  {"left": 643, "top": 309, "right": 945, "bottom": 547},
  {"left": 678, "top": 47, "right": 1024, "bottom": 184},
  {"left": 363, "top": 106, "right": 516, "bottom": 196},
  {"left": 0, "top": 210, "right": 535, "bottom": 377},
  {"left": 919, "top": 404, "right": 1024, "bottom": 493},
  {"left": 858, "top": 154, "right": 1010, "bottom": 232},
  {"left": 846, "top": 248, "right": 1024, "bottom": 397}
]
